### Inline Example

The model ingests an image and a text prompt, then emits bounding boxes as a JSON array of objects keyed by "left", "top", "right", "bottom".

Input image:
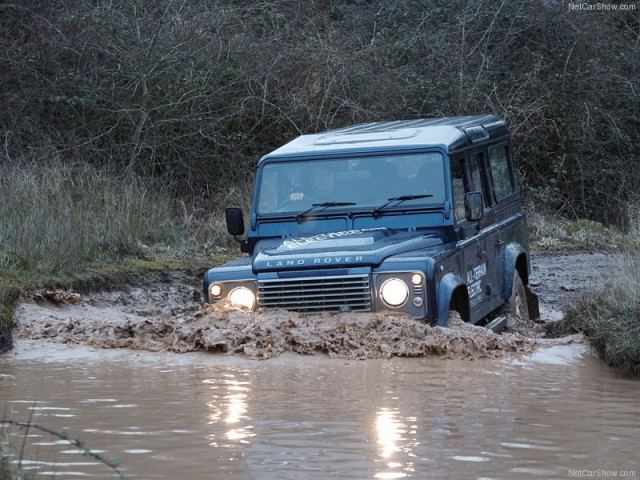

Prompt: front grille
[{"left": 257, "top": 275, "right": 372, "bottom": 312}]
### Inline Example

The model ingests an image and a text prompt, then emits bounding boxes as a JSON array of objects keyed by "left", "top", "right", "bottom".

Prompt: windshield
[{"left": 256, "top": 152, "right": 445, "bottom": 215}]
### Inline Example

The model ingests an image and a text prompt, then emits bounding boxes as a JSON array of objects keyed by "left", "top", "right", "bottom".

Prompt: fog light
[
  {"left": 210, "top": 284, "right": 222, "bottom": 297},
  {"left": 380, "top": 278, "right": 409, "bottom": 307},
  {"left": 228, "top": 287, "right": 255, "bottom": 310},
  {"left": 413, "top": 296, "right": 424, "bottom": 308},
  {"left": 411, "top": 273, "right": 423, "bottom": 285}
]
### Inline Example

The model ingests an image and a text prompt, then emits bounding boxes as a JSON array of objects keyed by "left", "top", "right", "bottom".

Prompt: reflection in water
[
  {"left": 205, "top": 371, "right": 255, "bottom": 447},
  {"left": 375, "top": 407, "right": 408, "bottom": 479},
  {"left": 374, "top": 405, "right": 419, "bottom": 479},
  {"left": 1, "top": 343, "right": 639, "bottom": 479}
]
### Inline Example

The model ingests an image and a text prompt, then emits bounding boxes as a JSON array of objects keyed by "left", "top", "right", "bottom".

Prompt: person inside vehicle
[{"left": 289, "top": 163, "right": 336, "bottom": 202}]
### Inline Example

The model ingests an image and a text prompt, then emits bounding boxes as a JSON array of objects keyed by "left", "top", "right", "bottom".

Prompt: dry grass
[
  {"left": 0, "top": 158, "right": 252, "bottom": 270},
  {"left": 181, "top": 181, "right": 254, "bottom": 253},
  {"left": 0, "top": 159, "right": 179, "bottom": 275},
  {"left": 527, "top": 204, "right": 640, "bottom": 251}
]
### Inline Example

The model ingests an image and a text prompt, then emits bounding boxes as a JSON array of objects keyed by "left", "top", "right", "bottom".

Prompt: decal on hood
[
  {"left": 278, "top": 227, "right": 389, "bottom": 251},
  {"left": 265, "top": 255, "right": 365, "bottom": 268}
]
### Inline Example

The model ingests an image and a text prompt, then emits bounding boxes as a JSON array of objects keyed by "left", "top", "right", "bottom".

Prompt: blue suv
[{"left": 204, "top": 115, "right": 537, "bottom": 331}]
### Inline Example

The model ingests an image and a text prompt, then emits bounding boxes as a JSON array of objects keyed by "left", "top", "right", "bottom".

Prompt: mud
[
  {"left": 13, "top": 251, "right": 610, "bottom": 360},
  {"left": 528, "top": 250, "right": 616, "bottom": 321}
]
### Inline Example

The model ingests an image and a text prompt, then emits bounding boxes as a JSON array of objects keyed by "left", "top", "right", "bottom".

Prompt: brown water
[{"left": 2, "top": 340, "right": 639, "bottom": 480}]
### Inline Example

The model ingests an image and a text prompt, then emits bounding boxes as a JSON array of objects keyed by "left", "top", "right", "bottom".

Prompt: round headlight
[
  {"left": 210, "top": 283, "right": 222, "bottom": 297},
  {"left": 228, "top": 287, "right": 255, "bottom": 310},
  {"left": 380, "top": 278, "right": 409, "bottom": 307}
]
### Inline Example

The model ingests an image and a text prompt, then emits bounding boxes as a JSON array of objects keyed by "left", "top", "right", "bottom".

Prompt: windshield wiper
[
  {"left": 295, "top": 202, "right": 356, "bottom": 222},
  {"left": 372, "top": 194, "right": 433, "bottom": 218}
]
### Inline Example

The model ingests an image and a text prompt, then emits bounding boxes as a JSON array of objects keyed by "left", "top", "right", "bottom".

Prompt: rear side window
[
  {"left": 470, "top": 152, "right": 488, "bottom": 207},
  {"left": 488, "top": 145, "right": 515, "bottom": 202},
  {"left": 450, "top": 156, "right": 466, "bottom": 221}
]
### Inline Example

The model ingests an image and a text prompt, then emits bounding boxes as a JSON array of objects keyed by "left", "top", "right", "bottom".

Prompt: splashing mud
[{"left": 13, "top": 266, "right": 583, "bottom": 360}]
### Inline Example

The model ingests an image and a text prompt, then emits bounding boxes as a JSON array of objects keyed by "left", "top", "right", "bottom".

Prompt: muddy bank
[
  {"left": 13, "top": 251, "right": 608, "bottom": 360},
  {"left": 528, "top": 250, "right": 616, "bottom": 321}
]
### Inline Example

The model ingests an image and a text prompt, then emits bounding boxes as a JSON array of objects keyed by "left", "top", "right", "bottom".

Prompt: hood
[{"left": 252, "top": 227, "right": 443, "bottom": 272}]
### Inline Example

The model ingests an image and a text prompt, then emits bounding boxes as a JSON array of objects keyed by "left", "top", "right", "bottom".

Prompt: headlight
[
  {"left": 380, "top": 278, "right": 409, "bottom": 307},
  {"left": 209, "top": 283, "right": 222, "bottom": 297},
  {"left": 228, "top": 287, "right": 256, "bottom": 310}
]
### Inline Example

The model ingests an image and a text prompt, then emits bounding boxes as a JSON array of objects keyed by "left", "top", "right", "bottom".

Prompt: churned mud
[{"left": 12, "top": 251, "right": 608, "bottom": 360}]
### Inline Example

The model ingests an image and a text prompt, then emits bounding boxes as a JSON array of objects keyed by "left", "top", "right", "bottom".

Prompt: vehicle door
[
  {"left": 486, "top": 143, "right": 520, "bottom": 302},
  {"left": 452, "top": 150, "right": 500, "bottom": 321}
]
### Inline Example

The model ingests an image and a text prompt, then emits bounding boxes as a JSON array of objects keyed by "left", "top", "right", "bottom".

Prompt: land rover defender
[{"left": 204, "top": 115, "right": 537, "bottom": 330}]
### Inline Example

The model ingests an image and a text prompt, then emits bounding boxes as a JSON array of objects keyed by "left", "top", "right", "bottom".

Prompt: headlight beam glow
[
  {"left": 380, "top": 278, "right": 409, "bottom": 307},
  {"left": 228, "top": 287, "right": 256, "bottom": 310}
]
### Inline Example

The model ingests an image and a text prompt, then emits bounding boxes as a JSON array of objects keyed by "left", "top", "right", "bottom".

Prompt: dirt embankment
[{"left": 12, "top": 251, "right": 610, "bottom": 360}]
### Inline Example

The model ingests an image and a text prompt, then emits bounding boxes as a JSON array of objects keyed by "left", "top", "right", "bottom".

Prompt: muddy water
[
  {"left": 4, "top": 252, "right": 639, "bottom": 478},
  {"left": 2, "top": 341, "right": 638, "bottom": 480}
]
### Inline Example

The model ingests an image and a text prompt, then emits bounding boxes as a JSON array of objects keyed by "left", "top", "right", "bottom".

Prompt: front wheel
[{"left": 506, "top": 272, "right": 529, "bottom": 324}]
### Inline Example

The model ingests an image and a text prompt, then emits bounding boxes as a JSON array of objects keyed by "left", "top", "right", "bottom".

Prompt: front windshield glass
[{"left": 256, "top": 152, "right": 445, "bottom": 215}]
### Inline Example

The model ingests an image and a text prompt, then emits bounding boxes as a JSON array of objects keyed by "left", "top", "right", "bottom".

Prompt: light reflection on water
[
  {"left": 206, "top": 372, "right": 255, "bottom": 446},
  {"left": 374, "top": 407, "right": 409, "bottom": 478},
  {"left": 1, "top": 342, "right": 639, "bottom": 479}
]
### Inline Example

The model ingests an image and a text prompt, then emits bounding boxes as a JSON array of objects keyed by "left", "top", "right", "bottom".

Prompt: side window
[
  {"left": 470, "top": 152, "right": 488, "bottom": 207},
  {"left": 488, "top": 145, "right": 516, "bottom": 202},
  {"left": 450, "top": 155, "right": 466, "bottom": 222}
]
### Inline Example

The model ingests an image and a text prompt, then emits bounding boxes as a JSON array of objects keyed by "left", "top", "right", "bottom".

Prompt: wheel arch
[
  {"left": 436, "top": 272, "right": 470, "bottom": 326},
  {"left": 504, "top": 243, "right": 530, "bottom": 300}
]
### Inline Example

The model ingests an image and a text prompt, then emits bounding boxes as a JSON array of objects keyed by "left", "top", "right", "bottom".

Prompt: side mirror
[
  {"left": 464, "top": 192, "right": 484, "bottom": 222},
  {"left": 225, "top": 207, "right": 245, "bottom": 236}
]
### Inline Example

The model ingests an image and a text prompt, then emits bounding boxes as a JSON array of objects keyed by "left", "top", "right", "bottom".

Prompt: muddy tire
[{"left": 506, "top": 272, "right": 529, "bottom": 324}]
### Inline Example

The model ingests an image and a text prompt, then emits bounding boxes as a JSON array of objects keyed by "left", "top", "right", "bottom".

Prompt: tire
[{"left": 506, "top": 272, "right": 529, "bottom": 324}]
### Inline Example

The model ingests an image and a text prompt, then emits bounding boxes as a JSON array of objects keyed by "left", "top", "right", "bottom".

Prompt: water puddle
[
  {"left": 4, "top": 253, "right": 638, "bottom": 478},
  {"left": 1, "top": 340, "right": 639, "bottom": 479}
]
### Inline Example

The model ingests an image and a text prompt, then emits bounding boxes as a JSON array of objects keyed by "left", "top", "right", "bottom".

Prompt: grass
[
  {"left": 527, "top": 205, "right": 640, "bottom": 251},
  {"left": 0, "top": 160, "right": 180, "bottom": 273},
  {"left": 0, "top": 158, "right": 248, "bottom": 351},
  {"left": 546, "top": 250, "right": 640, "bottom": 375}
]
